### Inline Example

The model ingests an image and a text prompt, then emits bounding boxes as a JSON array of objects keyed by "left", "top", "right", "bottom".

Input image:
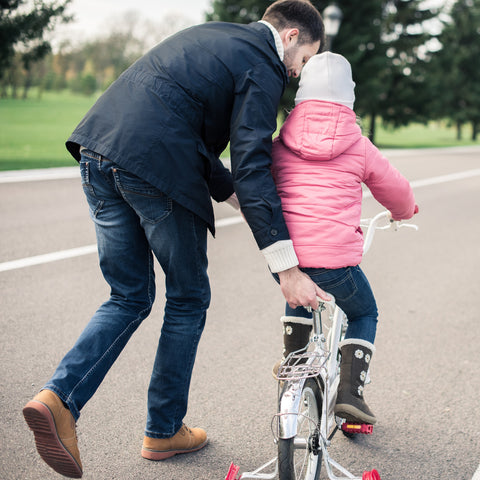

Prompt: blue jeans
[
  {"left": 281, "top": 266, "right": 378, "bottom": 344},
  {"left": 44, "top": 150, "right": 211, "bottom": 438}
]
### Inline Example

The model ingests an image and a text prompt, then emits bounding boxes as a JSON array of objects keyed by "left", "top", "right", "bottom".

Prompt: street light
[{"left": 322, "top": 4, "right": 343, "bottom": 51}]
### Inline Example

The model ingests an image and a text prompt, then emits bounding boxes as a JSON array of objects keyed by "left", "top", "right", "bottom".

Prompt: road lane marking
[
  {"left": 473, "top": 464, "right": 480, "bottom": 480},
  {"left": 0, "top": 217, "right": 245, "bottom": 273},
  {"left": 363, "top": 168, "right": 480, "bottom": 199},
  {"left": 0, "top": 245, "right": 98, "bottom": 272},
  {"left": 0, "top": 167, "right": 79, "bottom": 183},
  {"left": 410, "top": 168, "right": 480, "bottom": 188},
  {"left": 2, "top": 168, "right": 480, "bottom": 273}
]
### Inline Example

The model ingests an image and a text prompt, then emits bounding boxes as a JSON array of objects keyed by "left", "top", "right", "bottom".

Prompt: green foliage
[
  {"left": 206, "top": 0, "right": 267, "bottom": 23},
  {"left": 0, "top": 10, "right": 187, "bottom": 99},
  {"left": 322, "top": 0, "right": 386, "bottom": 133},
  {"left": 208, "top": 0, "right": 445, "bottom": 143},
  {"left": 206, "top": 0, "right": 304, "bottom": 112},
  {"left": 70, "top": 73, "right": 96, "bottom": 96},
  {"left": 0, "top": 89, "right": 95, "bottom": 170},
  {"left": 377, "top": 1, "right": 441, "bottom": 127},
  {"left": 1, "top": 0, "right": 479, "bottom": 150},
  {"left": 0, "top": 0, "right": 72, "bottom": 74},
  {"left": 429, "top": 0, "right": 480, "bottom": 140},
  {"left": 0, "top": 90, "right": 477, "bottom": 172},
  {"left": 328, "top": 0, "right": 442, "bottom": 141}
]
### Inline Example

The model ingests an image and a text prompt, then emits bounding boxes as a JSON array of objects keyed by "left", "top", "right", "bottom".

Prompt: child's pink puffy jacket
[{"left": 271, "top": 100, "right": 416, "bottom": 269}]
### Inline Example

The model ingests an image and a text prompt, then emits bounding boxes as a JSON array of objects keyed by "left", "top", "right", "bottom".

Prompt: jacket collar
[{"left": 257, "top": 20, "right": 284, "bottom": 61}]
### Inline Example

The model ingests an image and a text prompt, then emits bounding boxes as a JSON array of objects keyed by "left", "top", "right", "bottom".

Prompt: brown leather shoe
[
  {"left": 141, "top": 424, "right": 208, "bottom": 460},
  {"left": 23, "top": 390, "right": 83, "bottom": 478}
]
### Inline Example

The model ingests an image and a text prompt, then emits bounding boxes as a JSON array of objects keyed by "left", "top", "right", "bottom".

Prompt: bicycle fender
[{"left": 278, "top": 377, "right": 312, "bottom": 439}]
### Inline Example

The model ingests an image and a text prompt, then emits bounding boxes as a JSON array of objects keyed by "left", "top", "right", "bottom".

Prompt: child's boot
[
  {"left": 334, "top": 339, "right": 377, "bottom": 424},
  {"left": 272, "top": 316, "right": 312, "bottom": 378}
]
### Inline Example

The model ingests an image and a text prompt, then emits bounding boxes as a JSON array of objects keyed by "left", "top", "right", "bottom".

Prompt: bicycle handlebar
[
  {"left": 361, "top": 210, "right": 418, "bottom": 256},
  {"left": 307, "top": 210, "right": 418, "bottom": 313}
]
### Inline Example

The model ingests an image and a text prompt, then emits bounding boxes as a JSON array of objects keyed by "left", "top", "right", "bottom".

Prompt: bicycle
[{"left": 225, "top": 210, "right": 418, "bottom": 480}]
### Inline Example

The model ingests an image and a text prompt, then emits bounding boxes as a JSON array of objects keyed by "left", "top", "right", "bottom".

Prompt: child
[{"left": 271, "top": 52, "right": 418, "bottom": 425}]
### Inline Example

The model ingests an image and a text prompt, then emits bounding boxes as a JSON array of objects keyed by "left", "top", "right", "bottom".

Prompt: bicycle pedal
[{"left": 341, "top": 422, "right": 374, "bottom": 434}]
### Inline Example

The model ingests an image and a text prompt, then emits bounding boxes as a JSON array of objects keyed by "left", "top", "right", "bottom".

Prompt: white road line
[
  {"left": 0, "top": 217, "right": 245, "bottom": 273},
  {"left": 472, "top": 465, "right": 480, "bottom": 480},
  {"left": 1, "top": 168, "right": 480, "bottom": 273},
  {"left": 473, "top": 464, "right": 480, "bottom": 480},
  {"left": 0, "top": 167, "right": 79, "bottom": 183},
  {"left": 0, "top": 245, "right": 98, "bottom": 272},
  {"left": 363, "top": 168, "right": 480, "bottom": 199},
  {"left": 410, "top": 168, "right": 480, "bottom": 188}
]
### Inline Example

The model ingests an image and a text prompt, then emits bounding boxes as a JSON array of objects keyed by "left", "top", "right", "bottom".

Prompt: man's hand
[{"left": 277, "top": 266, "right": 330, "bottom": 310}]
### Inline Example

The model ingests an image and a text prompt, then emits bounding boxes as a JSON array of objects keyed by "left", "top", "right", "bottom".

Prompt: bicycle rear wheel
[{"left": 278, "top": 378, "right": 323, "bottom": 480}]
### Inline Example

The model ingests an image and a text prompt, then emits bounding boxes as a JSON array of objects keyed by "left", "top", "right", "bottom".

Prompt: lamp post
[{"left": 322, "top": 4, "right": 343, "bottom": 51}]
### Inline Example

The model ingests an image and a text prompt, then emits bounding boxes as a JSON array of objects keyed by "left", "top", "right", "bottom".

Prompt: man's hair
[{"left": 262, "top": 0, "right": 325, "bottom": 49}]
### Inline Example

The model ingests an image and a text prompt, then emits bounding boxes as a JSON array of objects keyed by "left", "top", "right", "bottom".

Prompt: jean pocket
[
  {"left": 306, "top": 267, "right": 358, "bottom": 303},
  {"left": 113, "top": 167, "right": 172, "bottom": 224}
]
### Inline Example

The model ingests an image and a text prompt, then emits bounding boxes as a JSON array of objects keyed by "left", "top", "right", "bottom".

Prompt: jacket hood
[{"left": 278, "top": 100, "right": 362, "bottom": 161}]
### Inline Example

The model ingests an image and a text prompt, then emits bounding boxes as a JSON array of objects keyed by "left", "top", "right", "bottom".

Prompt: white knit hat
[{"left": 295, "top": 52, "right": 356, "bottom": 109}]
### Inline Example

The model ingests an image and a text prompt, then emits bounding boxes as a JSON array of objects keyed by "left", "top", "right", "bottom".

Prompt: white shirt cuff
[{"left": 261, "top": 240, "right": 299, "bottom": 273}]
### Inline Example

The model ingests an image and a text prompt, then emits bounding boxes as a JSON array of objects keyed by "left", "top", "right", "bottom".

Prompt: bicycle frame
[
  {"left": 278, "top": 211, "right": 403, "bottom": 443},
  {"left": 277, "top": 298, "right": 342, "bottom": 441},
  {"left": 234, "top": 211, "right": 417, "bottom": 480}
]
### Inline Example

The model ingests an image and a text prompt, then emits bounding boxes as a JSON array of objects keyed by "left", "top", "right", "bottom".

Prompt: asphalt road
[{"left": 1, "top": 146, "right": 479, "bottom": 480}]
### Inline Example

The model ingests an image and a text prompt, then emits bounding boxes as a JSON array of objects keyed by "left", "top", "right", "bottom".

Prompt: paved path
[{"left": 1, "top": 147, "right": 479, "bottom": 479}]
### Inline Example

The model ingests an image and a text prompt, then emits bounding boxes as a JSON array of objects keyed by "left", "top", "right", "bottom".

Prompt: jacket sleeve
[
  {"left": 229, "top": 62, "right": 291, "bottom": 250},
  {"left": 363, "top": 139, "right": 416, "bottom": 220}
]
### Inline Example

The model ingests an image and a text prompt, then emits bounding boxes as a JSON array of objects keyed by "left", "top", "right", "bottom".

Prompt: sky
[
  {"left": 51, "top": 0, "right": 448, "bottom": 49},
  {"left": 54, "top": 0, "right": 213, "bottom": 44}
]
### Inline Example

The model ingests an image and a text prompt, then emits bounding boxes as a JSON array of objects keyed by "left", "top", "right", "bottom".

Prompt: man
[{"left": 22, "top": 1, "right": 329, "bottom": 477}]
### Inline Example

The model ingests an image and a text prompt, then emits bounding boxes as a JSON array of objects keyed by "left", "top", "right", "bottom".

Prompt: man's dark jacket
[{"left": 67, "top": 21, "right": 290, "bottom": 249}]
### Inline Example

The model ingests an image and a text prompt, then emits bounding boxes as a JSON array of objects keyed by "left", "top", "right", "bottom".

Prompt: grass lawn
[
  {"left": 0, "top": 90, "right": 96, "bottom": 170},
  {"left": 1, "top": 90, "right": 478, "bottom": 171},
  {"left": 375, "top": 121, "right": 477, "bottom": 149}
]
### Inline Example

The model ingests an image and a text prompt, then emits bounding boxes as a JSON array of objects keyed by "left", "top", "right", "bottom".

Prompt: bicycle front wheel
[{"left": 278, "top": 378, "right": 323, "bottom": 480}]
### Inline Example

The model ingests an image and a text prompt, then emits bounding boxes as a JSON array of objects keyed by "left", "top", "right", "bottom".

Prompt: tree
[
  {"left": 324, "top": 0, "right": 386, "bottom": 141},
  {"left": 376, "top": 1, "right": 441, "bottom": 127},
  {"left": 207, "top": 0, "right": 266, "bottom": 23},
  {"left": 207, "top": 0, "right": 442, "bottom": 143},
  {"left": 0, "top": 0, "right": 72, "bottom": 95},
  {"left": 429, "top": 0, "right": 480, "bottom": 141},
  {"left": 331, "top": 0, "right": 441, "bottom": 141}
]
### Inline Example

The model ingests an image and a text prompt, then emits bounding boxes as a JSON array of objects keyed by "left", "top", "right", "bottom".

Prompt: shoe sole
[
  {"left": 334, "top": 403, "right": 377, "bottom": 425},
  {"left": 23, "top": 400, "right": 83, "bottom": 478},
  {"left": 141, "top": 439, "right": 208, "bottom": 461}
]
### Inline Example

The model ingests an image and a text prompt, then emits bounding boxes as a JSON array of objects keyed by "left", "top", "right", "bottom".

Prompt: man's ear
[{"left": 279, "top": 28, "right": 299, "bottom": 49}]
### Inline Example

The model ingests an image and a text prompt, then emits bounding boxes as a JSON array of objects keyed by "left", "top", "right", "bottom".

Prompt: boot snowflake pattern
[{"left": 334, "top": 339, "right": 377, "bottom": 425}]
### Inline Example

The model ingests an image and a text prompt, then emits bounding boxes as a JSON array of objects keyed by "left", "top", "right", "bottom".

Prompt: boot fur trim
[
  {"left": 339, "top": 338, "right": 376, "bottom": 353},
  {"left": 280, "top": 316, "right": 313, "bottom": 326}
]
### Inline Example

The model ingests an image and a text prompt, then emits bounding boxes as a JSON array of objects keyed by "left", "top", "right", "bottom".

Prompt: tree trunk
[
  {"left": 456, "top": 121, "right": 462, "bottom": 140},
  {"left": 22, "top": 73, "right": 32, "bottom": 100},
  {"left": 472, "top": 121, "right": 478, "bottom": 141},
  {"left": 369, "top": 113, "right": 376, "bottom": 144}
]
